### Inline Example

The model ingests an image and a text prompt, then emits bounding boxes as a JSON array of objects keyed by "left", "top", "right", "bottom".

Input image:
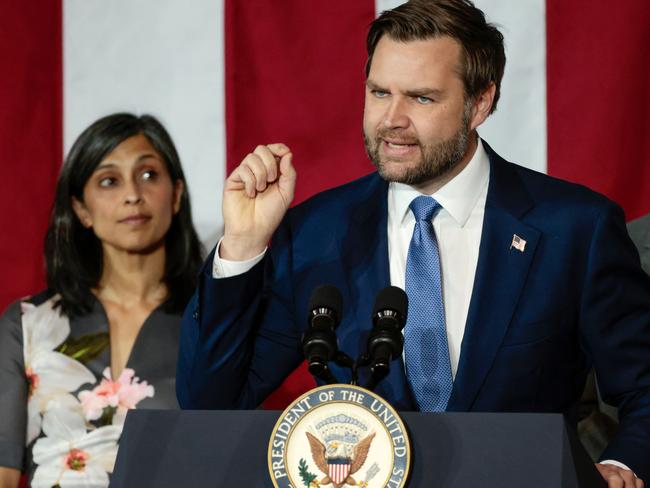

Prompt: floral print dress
[{"left": 0, "top": 291, "right": 182, "bottom": 488}]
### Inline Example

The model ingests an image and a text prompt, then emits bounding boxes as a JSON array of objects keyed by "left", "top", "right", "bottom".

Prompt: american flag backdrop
[{"left": 1, "top": 0, "right": 649, "bottom": 407}]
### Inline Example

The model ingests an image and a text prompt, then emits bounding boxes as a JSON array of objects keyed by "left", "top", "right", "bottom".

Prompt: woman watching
[{"left": 0, "top": 113, "right": 203, "bottom": 487}]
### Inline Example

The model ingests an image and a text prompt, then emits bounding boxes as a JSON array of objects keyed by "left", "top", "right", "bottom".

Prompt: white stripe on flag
[
  {"left": 376, "top": 0, "right": 547, "bottom": 173},
  {"left": 64, "top": 0, "right": 226, "bottom": 247}
]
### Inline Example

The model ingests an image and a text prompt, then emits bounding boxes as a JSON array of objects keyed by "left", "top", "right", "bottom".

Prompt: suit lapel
[{"left": 448, "top": 144, "right": 540, "bottom": 411}]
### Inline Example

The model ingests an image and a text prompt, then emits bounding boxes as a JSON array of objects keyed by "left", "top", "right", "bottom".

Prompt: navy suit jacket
[{"left": 177, "top": 143, "right": 650, "bottom": 479}]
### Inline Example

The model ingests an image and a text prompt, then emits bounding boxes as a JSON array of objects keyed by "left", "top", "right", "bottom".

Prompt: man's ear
[
  {"left": 469, "top": 82, "right": 496, "bottom": 131},
  {"left": 72, "top": 197, "right": 92, "bottom": 228},
  {"left": 172, "top": 180, "right": 184, "bottom": 215}
]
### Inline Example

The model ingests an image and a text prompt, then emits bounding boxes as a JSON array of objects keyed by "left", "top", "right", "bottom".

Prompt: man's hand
[
  {"left": 221, "top": 143, "right": 296, "bottom": 261},
  {"left": 596, "top": 463, "right": 644, "bottom": 488}
]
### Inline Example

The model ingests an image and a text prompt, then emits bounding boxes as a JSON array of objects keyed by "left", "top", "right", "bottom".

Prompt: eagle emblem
[{"left": 305, "top": 414, "right": 376, "bottom": 488}]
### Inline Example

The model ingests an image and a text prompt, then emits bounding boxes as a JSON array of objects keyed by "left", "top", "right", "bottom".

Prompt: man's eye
[
  {"left": 416, "top": 96, "right": 433, "bottom": 104},
  {"left": 98, "top": 177, "right": 116, "bottom": 188},
  {"left": 372, "top": 90, "right": 389, "bottom": 98}
]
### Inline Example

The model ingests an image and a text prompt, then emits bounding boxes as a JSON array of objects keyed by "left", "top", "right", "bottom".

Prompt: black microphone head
[
  {"left": 308, "top": 284, "right": 343, "bottom": 321},
  {"left": 372, "top": 286, "right": 408, "bottom": 324},
  {"left": 366, "top": 287, "right": 408, "bottom": 388}
]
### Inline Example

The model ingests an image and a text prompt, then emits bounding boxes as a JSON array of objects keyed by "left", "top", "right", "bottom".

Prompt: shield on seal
[{"left": 328, "top": 458, "right": 351, "bottom": 484}]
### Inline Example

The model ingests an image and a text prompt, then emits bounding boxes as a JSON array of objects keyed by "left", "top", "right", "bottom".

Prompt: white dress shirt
[{"left": 388, "top": 140, "right": 489, "bottom": 378}]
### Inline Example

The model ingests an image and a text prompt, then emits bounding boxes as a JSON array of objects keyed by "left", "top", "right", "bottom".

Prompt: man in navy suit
[{"left": 177, "top": 1, "right": 650, "bottom": 485}]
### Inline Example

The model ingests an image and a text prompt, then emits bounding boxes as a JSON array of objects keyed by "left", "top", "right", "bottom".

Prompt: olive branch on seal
[{"left": 298, "top": 458, "right": 317, "bottom": 486}]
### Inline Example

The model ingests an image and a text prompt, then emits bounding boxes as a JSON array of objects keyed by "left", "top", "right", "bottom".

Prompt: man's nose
[{"left": 383, "top": 97, "right": 410, "bottom": 129}]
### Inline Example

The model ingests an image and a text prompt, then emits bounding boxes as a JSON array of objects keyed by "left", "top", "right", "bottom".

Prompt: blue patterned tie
[{"left": 404, "top": 195, "right": 453, "bottom": 412}]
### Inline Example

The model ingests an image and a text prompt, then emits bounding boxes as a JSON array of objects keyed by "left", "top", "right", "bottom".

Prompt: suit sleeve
[
  {"left": 176, "top": 218, "right": 305, "bottom": 409},
  {"left": 579, "top": 202, "right": 650, "bottom": 480}
]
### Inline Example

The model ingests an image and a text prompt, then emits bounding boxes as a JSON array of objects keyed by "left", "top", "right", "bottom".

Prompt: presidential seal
[{"left": 268, "top": 384, "right": 410, "bottom": 488}]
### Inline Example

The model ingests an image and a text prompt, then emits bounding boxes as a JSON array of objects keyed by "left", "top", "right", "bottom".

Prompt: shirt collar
[{"left": 390, "top": 138, "right": 490, "bottom": 227}]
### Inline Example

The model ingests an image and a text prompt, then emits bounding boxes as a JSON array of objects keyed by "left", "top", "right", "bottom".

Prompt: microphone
[
  {"left": 302, "top": 285, "right": 343, "bottom": 383},
  {"left": 366, "top": 286, "right": 408, "bottom": 389}
]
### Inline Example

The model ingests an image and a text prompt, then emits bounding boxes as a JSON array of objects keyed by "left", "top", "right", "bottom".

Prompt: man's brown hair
[{"left": 366, "top": 0, "right": 506, "bottom": 114}]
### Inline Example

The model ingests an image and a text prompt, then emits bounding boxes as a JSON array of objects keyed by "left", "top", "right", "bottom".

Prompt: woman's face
[{"left": 72, "top": 134, "right": 183, "bottom": 255}]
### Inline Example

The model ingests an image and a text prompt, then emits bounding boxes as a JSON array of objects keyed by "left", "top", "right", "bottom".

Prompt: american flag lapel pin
[{"left": 510, "top": 234, "right": 526, "bottom": 252}]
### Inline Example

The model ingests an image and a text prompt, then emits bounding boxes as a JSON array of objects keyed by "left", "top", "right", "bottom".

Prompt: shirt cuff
[
  {"left": 212, "top": 237, "right": 267, "bottom": 278},
  {"left": 598, "top": 460, "right": 634, "bottom": 475}
]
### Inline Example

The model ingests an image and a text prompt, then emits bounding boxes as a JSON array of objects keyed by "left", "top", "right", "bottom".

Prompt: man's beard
[{"left": 364, "top": 104, "right": 472, "bottom": 186}]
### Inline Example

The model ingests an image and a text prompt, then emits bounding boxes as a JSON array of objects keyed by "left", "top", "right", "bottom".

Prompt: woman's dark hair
[{"left": 45, "top": 113, "right": 203, "bottom": 317}]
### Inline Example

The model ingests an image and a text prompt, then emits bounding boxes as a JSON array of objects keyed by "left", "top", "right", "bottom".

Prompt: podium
[{"left": 110, "top": 410, "right": 605, "bottom": 487}]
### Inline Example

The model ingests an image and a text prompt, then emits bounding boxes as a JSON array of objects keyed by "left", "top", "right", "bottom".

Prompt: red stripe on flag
[
  {"left": 0, "top": 2, "right": 62, "bottom": 311},
  {"left": 224, "top": 0, "right": 376, "bottom": 203},
  {"left": 224, "top": 1, "right": 376, "bottom": 408},
  {"left": 546, "top": 2, "right": 650, "bottom": 220}
]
